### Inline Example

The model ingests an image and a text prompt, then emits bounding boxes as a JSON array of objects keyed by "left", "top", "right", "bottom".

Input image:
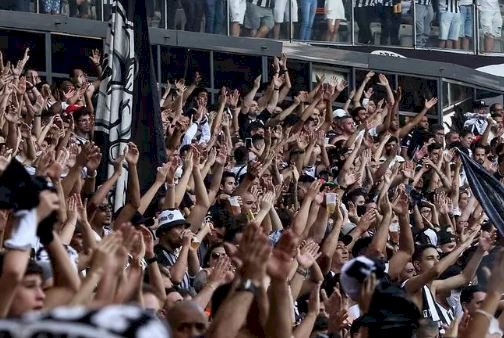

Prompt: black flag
[
  {"left": 95, "top": 0, "right": 166, "bottom": 210},
  {"left": 458, "top": 150, "right": 504, "bottom": 235}
]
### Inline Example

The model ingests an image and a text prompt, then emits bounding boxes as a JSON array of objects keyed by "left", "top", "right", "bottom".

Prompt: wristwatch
[{"left": 236, "top": 279, "right": 258, "bottom": 295}]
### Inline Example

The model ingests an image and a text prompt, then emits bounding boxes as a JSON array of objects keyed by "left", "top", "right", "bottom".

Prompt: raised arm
[
  {"left": 399, "top": 97, "right": 438, "bottom": 138},
  {"left": 388, "top": 190, "right": 415, "bottom": 281}
]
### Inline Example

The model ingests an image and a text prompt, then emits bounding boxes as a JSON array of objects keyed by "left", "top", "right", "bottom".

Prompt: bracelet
[
  {"left": 34, "top": 113, "right": 42, "bottom": 117},
  {"left": 86, "top": 170, "right": 97, "bottom": 179},
  {"left": 274, "top": 87, "right": 280, "bottom": 91},
  {"left": 145, "top": 256, "right": 157, "bottom": 266},
  {"left": 296, "top": 267, "right": 309, "bottom": 278}
]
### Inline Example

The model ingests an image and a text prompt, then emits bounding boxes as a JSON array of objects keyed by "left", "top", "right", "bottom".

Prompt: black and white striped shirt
[
  {"left": 415, "top": 0, "right": 432, "bottom": 6},
  {"left": 421, "top": 285, "right": 455, "bottom": 328},
  {"left": 355, "top": 0, "right": 378, "bottom": 8},
  {"left": 247, "top": 0, "right": 274, "bottom": 8},
  {"left": 155, "top": 244, "right": 191, "bottom": 290},
  {"left": 440, "top": 0, "right": 459, "bottom": 12}
]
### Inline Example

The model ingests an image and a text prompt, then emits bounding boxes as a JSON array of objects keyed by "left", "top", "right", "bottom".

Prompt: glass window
[
  {"left": 307, "top": 0, "right": 352, "bottom": 44},
  {"left": 398, "top": 76, "right": 437, "bottom": 112},
  {"left": 286, "top": 60, "right": 310, "bottom": 96},
  {"left": 51, "top": 34, "right": 103, "bottom": 75},
  {"left": 0, "top": 0, "right": 34, "bottom": 13},
  {"left": 213, "top": 52, "right": 262, "bottom": 93},
  {"left": 63, "top": 0, "right": 100, "bottom": 20},
  {"left": 160, "top": 47, "right": 210, "bottom": 87},
  {"left": 0, "top": 29, "right": 46, "bottom": 71}
]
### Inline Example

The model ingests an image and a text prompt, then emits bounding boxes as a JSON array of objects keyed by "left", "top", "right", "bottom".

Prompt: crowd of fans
[
  {"left": 1, "top": 0, "right": 503, "bottom": 52},
  {"left": 1, "top": 46, "right": 504, "bottom": 337}
]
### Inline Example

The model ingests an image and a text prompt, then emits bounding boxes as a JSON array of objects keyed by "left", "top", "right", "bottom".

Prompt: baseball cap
[
  {"left": 340, "top": 256, "right": 386, "bottom": 301},
  {"left": 332, "top": 109, "right": 348, "bottom": 119},
  {"left": 473, "top": 100, "right": 489, "bottom": 109},
  {"left": 156, "top": 209, "right": 190, "bottom": 236}
]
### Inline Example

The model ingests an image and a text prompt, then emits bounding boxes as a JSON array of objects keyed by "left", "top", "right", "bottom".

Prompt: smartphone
[{"left": 245, "top": 138, "right": 253, "bottom": 149}]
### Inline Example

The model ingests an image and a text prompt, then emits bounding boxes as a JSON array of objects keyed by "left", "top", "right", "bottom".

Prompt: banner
[
  {"left": 459, "top": 150, "right": 504, "bottom": 235},
  {"left": 95, "top": 0, "right": 166, "bottom": 211}
]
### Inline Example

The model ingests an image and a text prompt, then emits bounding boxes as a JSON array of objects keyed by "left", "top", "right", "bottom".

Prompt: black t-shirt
[{"left": 238, "top": 110, "right": 271, "bottom": 139}]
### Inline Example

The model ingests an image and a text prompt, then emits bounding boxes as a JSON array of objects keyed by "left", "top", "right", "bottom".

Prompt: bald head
[{"left": 166, "top": 301, "right": 207, "bottom": 338}]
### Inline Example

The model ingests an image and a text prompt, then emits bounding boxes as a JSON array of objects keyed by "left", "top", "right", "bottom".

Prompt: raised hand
[
  {"left": 365, "top": 71, "right": 375, "bottom": 80},
  {"left": 139, "top": 225, "right": 155, "bottom": 258},
  {"left": 85, "top": 147, "right": 102, "bottom": 172},
  {"left": 0, "top": 147, "right": 13, "bottom": 173},
  {"left": 89, "top": 48, "right": 102, "bottom": 66},
  {"left": 297, "top": 239, "right": 321, "bottom": 269},
  {"left": 90, "top": 232, "right": 122, "bottom": 273},
  {"left": 228, "top": 89, "right": 240, "bottom": 108},
  {"left": 364, "top": 87, "right": 374, "bottom": 99},
  {"left": 336, "top": 79, "right": 348, "bottom": 92},
  {"left": 112, "top": 147, "right": 126, "bottom": 175},
  {"left": 207, "top": 255, "right": 234, "bottom": 286},
  {"left": 254, "top": 75, "right": 262, "bottom": 88},
  {"left": 267, "top": 230, "right": 299, "bottom": 281},
  {"left": 193, "top": 71, "right": 202, "bottom": 85},
  {"left": 377, "top": 74, "right": 389, "bottom": 87},
  {"left": 239, "top": 221, "right": 271, "bottom": 283},
  {"left": 424, "top": 97, "right": 438, "bottom": 110},
  {"left": 66, "top": 194, "right": 78, "bottom": 224},
  {"left": 125, "top": 142, "right": 139, "bottom": 165},
  {"left": 392, "top": 189, "right": 409, "bottom": 216}
]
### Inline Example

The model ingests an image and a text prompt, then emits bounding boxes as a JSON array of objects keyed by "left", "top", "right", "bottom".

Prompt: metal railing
[{"left": 4, "top": 0, "right": 504, "bottom": 55}]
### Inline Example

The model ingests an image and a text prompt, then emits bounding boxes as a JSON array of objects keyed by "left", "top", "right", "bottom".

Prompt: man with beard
[{"left": 473, "top": 143, "right": 490, "bottom": 166}]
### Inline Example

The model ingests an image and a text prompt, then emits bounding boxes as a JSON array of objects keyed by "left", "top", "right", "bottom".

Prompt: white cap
[
  {"left": 332, "top": 109, "right": 348, "bottom": 119},
  {"left": 156, "top": 209, "right": 189, "bottom": 236}
]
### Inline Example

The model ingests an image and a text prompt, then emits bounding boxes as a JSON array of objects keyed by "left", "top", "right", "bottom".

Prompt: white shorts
[
  {"left": 273, "top": 0, "right": 299, "bottom": 23},
  {"left": 480, "top": 10, "right": 503, "bottom": 38},
  {"left": 230, "top": 0, "right": 247, "bottom": 24},
  {"left": 325, "top": 0, "right": 345, "bottom": 21}
]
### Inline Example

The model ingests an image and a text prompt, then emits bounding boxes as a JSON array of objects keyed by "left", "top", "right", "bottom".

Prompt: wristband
[
  {"left": 145, "top": 256, "right": 157, "bottom": 266},
  {"left": 296, "top": 267, "right": 309, "bottom": 278},
  {"left": 236, "top": 279, "right": 259, "bottom": 295},
  {"left": 86, "top": 170, "right": 97, "bottom": 179}
]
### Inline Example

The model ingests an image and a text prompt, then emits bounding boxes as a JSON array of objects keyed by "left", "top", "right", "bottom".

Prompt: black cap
[{"left": 473, "top": 100, "right": 489, "bottom": 109}]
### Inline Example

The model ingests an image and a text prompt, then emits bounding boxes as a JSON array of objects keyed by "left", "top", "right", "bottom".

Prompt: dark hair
[
  {"left": 490, "top": 103, "right": 502, "bottom": 114},
  {"left": 473, "top": 142, "right": 490, "bottom": 154},
  {"left": 351, "top": 237, "right": 373, "bottom": 258},
  {"left": 234, "top": 146, "right": 249, "bottom": 164},
  {"left": 203, "top": 243, "right": 225, "bottom": 268},
  {"left": 386, "top": 136, "right": 399, "bottom": 145},
  {"left": 248, "top": 121, "right": 264, "bottom": 132},
  {"left": 431, "top": 124, "right": 444, "bottom": 133},
  {"left": 427, "top": 142, "right": 443, "bottom": 153},
  {"left": 412, "top": 244, "right": 437, "bottom": 262},
  {"left": 73, "top": 107, "right": 91, "bottom": 123},
  {"left": 351, "top": 107, "right": 366, "bottom": 118},
  {"left": 180, "top": 144, "right": 192, "bottom": 156},
  {"left": 299, "top": 174, "right": 316, "bottom": 183},
  {"left": 221, "top": 171, "right": 236, "bottom": 185},
  {"left": 460, "top": 129, "right": 474, "bottom": 138},
  {"left": 460, "top": 285, "right": 485, "bottom": 304}
]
